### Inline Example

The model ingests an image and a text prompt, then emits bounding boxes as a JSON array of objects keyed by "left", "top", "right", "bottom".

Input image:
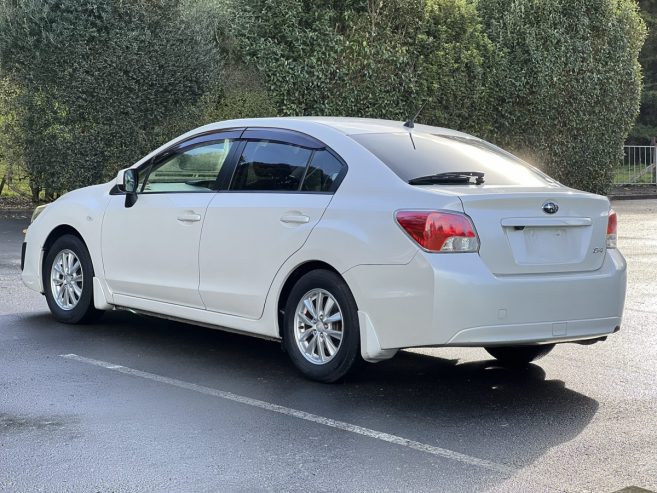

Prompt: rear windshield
[{"left": 351, "top": 132, "right": 550, "bottom": 186}]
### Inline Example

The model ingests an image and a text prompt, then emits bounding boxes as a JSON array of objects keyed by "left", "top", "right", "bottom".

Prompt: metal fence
[{"left": 614, "top": 144, "right": 657, "bottom": 185}]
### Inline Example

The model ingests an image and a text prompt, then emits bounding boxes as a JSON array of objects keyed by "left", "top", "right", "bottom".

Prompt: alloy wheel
[
  {"left": 293, "top": 288, "right": 344, "bottom": 365},
  {"left": 50, "top": 249, "right": 84, "bottom": 311}
]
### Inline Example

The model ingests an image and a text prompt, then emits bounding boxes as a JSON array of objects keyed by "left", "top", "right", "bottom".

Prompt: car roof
[
  {"left": 197, "top": 116, "right": 475, "bottom": 139},
  {"left": 291, "top": 117, "right": 473, "bottom": 138},
  {"left": 132, "top": 117, "right": 478, "bottom": 171}
]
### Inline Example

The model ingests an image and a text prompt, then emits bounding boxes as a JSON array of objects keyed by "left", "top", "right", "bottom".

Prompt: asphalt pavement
[{"left": 1, "top": 201, "right": 656, "bottom": 493}]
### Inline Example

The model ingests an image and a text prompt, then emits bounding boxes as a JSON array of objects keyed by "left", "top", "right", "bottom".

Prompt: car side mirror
[{"left": 123, "top": 169, "right": 138, "bottom": 208}]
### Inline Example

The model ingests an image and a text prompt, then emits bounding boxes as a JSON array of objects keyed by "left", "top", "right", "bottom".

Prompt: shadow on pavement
[{"left": 17, "top": 309, "right": 599, "bottom": 469}]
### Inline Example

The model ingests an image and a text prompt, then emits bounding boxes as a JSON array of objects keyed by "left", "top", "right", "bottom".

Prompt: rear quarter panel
[
  {"left": 262, "top": 131, "right": 466, "bottom": 338},
  {"left": 291, "top": 127, "right": 466, "bottom": 271}
]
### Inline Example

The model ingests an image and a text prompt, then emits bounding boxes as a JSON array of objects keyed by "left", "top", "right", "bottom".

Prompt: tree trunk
[
  {"left": 30, "top": 182, "right": 40, "bottom": 203},
  {"left": 0, "top": 175, "right": 6, "bottom": 196}
]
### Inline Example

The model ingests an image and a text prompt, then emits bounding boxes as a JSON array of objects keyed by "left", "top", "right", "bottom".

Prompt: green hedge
[
  {"left": 629, "top": 0, "right": 657, "bottom": 143},
  {"left": 231, "top": 0, "right": 492, "bottom": 124},
  {"left": 231, "top": 0, "right": 645, "bottom": 193},
  {"left": 0, "top": 0, "right": 647, "bottom": 198},
  {"left": 479, "top": 0, "right": 646, "bottom": 194},
  {"left": 415, "top": 0, "right": 496, "bottom": 136},
  {"left": 0, "top": 0, "right": 222, "bottom": 196}
]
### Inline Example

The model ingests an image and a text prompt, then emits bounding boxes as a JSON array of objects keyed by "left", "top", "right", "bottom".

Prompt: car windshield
[{"left": 351, "top": 132, "right": 551, "bottom": 187}]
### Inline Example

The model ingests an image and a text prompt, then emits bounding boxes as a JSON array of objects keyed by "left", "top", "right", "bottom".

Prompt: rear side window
[
  {"left": 301, "top": 150, "right": 344, "bottom": 192},
  {"left": 230, "top": 140, "right": 312, "bottom": 191},
  {"left": 351, "top": 132, "right": 550, "bottom": 186}
]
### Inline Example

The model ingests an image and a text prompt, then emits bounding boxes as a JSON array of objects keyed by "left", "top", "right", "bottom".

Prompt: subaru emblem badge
[{"left": 542, "top": 202, "right": 559, "bottom": 214}]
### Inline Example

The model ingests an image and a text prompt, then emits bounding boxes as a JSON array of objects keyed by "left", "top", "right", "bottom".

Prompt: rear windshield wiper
[{"left": 408, "top": 171, "right": 485, "bottom": 186}]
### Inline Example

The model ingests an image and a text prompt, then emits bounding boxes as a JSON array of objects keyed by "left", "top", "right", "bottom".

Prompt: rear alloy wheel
[
  {"left": 43, "top": 234, "right": 101, "bottom": 324},
  {"left": 284, "top": 270, "right": 361, "bottom": 382},
  {"left": 485, "top": 344, "right": 555, "bottom": 367}
]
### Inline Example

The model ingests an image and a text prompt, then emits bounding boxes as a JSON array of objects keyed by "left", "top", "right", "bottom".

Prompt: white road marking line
[{"left": 60, "top": 353, "right": 514, "bottom": 475}]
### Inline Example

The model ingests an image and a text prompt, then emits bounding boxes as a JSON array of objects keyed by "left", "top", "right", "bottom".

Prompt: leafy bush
[
  {"left": 191, "top": 66, "right": 278, "bottom": 124},
  {"left": 0, "top": 0, "right": 222, "bottom": 197},
  {"left": 0, "top": 0, "right": 647, "bottom": 198},
  {"left": 629, "top": 0, "right": 657, "bottom": 143},
  {"left": 230, "top": 0, "right": 496, "bottom": 125},
  {"left": 234, "top": 0, "right": 646, "bottom": 194},
  {"left": 479, "top": 0, "right": 646, "bottom": 194},
  {"left": 0, "top": 78, "right": 26, "bottom": 197},
  {"left": 415, "top": 0, "right": 496, "bottom": 136}
]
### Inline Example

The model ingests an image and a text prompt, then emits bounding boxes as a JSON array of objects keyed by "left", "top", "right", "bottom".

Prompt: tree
[
  {"left": 479, "top": 0, "right": 646, "bottom": 194},
  {"left": 0, "top": 0, "right": 222, "bottom": 198},
  {"left": 415, "top": 0, "right": 496, "bottom": 136},
  {"left": 230, "top": 0, "right": 494, "bottom": 127},
  {"left": 0, "top": 78, "right": 24, "bottom": 197},
  {"left": 0, "top": 0, "right": 646, "bottom": 198},
  {"left": 630, "top": 0, "right": 657, "bottom": 143}
]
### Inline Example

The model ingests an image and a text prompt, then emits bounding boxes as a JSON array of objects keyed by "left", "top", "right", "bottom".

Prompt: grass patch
[{"left": 613, "top": 164, "right": 656, "bottom": 185}]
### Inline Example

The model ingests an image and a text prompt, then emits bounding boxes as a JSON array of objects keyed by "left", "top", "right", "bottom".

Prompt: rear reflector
[
  {"left": 606, "top": 209, "right": 617, "bottom": 249},
  {"left": 21, "top": 242, "right": 26, "bottom": 271},
  {"left": 395, "top": 210, "right": 479, "bottom": 253}
]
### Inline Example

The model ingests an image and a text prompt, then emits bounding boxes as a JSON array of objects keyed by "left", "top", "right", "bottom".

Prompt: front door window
[{"left": 141, "top": 139, "right": 235, "bottom": 193}]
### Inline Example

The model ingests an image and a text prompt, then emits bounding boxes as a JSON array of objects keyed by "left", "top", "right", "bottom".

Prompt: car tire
[
  {"left": 283, "top": 269, "right": 361, "bottom": 383},
  {"left": 43, "top": 234, "right": 102, "bottom": 324},
  {"left": 485, "top": 344, "right": 555, "bottom": 366}
]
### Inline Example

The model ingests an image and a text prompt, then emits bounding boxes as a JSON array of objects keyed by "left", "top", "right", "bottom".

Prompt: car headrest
[{"left": 251, "top": 162, "right": 292, "bottom": 178}]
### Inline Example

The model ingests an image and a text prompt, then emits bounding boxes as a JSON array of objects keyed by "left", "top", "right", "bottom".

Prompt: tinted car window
[
  {"left": 351, "top": 132, "right": 550, "bottom": 186},
  {"left": 141, "top": 139, "right": 234, "bottom": 193},
  {"left": 230, "top": 140, "right": 313, "bottom": 191},
  {"left": 301, "top": 150, "right": 344, "bottom": 192}
]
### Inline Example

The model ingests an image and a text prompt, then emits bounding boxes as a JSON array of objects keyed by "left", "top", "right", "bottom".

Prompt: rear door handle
[
  {"left": 177, "top": 213, "right": 202, "bottom": 223},
  {"left": 280, "top": 214, "right": 310, "bottom": 224}
]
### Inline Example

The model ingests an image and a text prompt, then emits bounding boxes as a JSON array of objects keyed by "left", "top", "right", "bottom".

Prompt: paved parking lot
[{"left": 1, "top": 201, "right": 656, "bottom": 492}]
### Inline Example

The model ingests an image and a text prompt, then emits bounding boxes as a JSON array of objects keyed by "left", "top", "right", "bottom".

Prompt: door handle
[
  {"left": 280, "top": 214, "right": 310, "bottom": 224},
  {"left": 177, "top": 213, "right": 202, "bottom": 223}
]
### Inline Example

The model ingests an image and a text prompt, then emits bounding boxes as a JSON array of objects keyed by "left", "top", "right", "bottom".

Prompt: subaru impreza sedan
[{"left": 21, "top": 117, "right": 627, "bottom": 382}]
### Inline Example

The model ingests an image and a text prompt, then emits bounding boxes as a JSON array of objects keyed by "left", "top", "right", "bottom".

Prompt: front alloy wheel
[
  {"left": 50, "top": 249, "right": 84, "bottom": 310},
  {"left": 43, "top": 234, "right": 101, "bottom": 324},
  {"left": 284, "top": 270, "right": 361, "bottom": 383}
]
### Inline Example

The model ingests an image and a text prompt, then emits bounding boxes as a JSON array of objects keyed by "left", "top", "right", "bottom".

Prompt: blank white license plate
[{"left": 507, "top": 227, "right": 581, "bottom": 264}]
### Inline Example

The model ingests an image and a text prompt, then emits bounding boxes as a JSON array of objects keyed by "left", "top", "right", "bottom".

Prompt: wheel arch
[
  {"left": 41, "top": 225, "right": 89, "bottom": 280},
  {"left": 276, "top": 260, "right": 352, "bottom": 339}
]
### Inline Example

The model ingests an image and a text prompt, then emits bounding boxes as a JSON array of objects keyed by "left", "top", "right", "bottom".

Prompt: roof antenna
[{"left": 403, "top": 100, "right": 429, "bottom": 129}]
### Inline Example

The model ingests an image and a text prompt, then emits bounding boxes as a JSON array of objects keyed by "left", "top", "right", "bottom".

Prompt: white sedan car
[{"left": 22, "top": 117, "right": 627, "bottom": 382}]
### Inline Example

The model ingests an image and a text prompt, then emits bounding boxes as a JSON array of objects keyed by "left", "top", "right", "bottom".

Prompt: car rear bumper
[
  {"left": 344, "top": 248, "right": 627, "bottom": 350},
  {"left": 446, "top": 317, "right": 620, "bottom": 346}
]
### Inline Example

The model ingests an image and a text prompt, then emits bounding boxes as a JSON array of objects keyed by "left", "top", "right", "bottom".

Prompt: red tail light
[
  {"left": 395, "top": 210, "right": 479, "bottom": 253},
  {"left": 607, "top": 209, "right": 617, "bottom": 249}
]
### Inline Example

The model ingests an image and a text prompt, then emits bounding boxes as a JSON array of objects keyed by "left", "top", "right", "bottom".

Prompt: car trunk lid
[{"left": 432, "top": 187, "right": 611, "bottom": 275}]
